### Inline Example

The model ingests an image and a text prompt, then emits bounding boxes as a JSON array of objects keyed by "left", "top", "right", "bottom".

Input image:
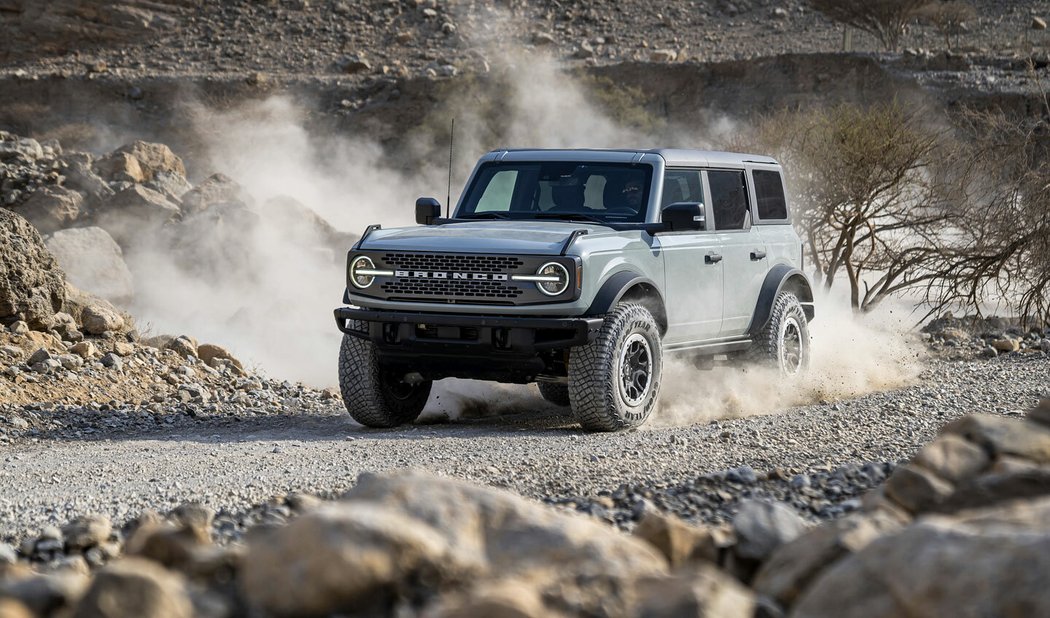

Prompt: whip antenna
[{"left": 446, "top": 118, "right": 455, "bottom": 219}]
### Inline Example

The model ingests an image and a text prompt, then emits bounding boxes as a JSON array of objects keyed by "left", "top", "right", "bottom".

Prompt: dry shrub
[
  {"left": 808, "top": 0, "right": 928, "bottom": 51},
  {"left": 916, "top": 1, "right": 979, "bottom": 51}
]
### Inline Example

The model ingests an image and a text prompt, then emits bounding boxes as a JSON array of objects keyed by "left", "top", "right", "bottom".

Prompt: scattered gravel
[{"left": 1, "top": 355, "right": 1046, "bottom": 547}]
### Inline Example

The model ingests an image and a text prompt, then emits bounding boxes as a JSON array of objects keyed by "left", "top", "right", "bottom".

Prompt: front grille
[
  {"left": 382, "top": 253, "right": 524, "bottom": 273},
  {"left": 378, "top": 252, "right": 528, "bottom": 301}
]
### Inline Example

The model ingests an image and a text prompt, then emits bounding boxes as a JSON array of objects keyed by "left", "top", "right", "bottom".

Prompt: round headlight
[
  {"left": 349, "top": 255, "right": 376, "bottom": 289},
  {"left": 535, "top": 262, "right": 570, "bottom": 296}
]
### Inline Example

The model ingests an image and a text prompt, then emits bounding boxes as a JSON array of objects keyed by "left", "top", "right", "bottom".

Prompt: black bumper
[{"left": 333, "top": 307, "right": 604, "bottom": 381}]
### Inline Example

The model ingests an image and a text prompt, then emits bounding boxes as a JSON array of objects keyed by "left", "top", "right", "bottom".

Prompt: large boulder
[
  {"left": 106, "top": 141, "right": 186, "bottom": 182},
  {"left": 792, "top": 498, "right": 1050, "bottom": 618},
  {"left": 45, "top": 227, "right": 134, "bottom": 304},
  {"left": 93, "top": 185, "right": 180, "bottom": 247},
  {"left": 16, "top": 186, "right": 83, "bottom": 234},
  {"left": 62, "top": 282, "right": 133, "bottom": 335},
  {"left": 179, "top": 173, "right": 249, "bottom": 215},
  {"left": 0, "top": 209, "right": 65, "bottom": 329},
  {"left": 239, "top": 470, "right": 667, "bottom": 617}
]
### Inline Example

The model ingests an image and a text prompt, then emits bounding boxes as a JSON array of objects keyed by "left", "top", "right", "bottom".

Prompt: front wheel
[
  {"left": 750, "top": 292, "right": 810, "bottom": 376},
  {"left": 568, "top": 303, "right": 663, "bottom": 431},
  {"left": 338, "top": 329, "right": 431, "bottom": 428}
]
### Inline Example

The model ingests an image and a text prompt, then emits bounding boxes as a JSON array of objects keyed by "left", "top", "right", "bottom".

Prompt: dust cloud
[{"left": 653, "top": 292, "right": 925, "bottom": 427}]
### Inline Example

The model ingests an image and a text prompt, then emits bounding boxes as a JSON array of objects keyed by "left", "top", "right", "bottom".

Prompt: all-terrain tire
[
  {"left": 537, "top": 382, "right": 571, "bottom": 406},
  {"left": 750, "top": 291, "right": 810, "bottom": 376},
  {"left": 568, "top": 303, "right": 663, "bottom": 432},
  {"left": 338, "top": 326, "right": 431, "bottom": 427}
]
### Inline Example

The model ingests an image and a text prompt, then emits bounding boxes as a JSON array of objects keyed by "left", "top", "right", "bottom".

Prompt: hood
[{"left": 357, "top": 221, "right": 609, "bottom": 255}]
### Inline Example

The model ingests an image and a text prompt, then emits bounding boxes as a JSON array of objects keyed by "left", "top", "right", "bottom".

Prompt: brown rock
[
  {"left": 62, "top": 283, "right": 131, "bottom": 334},
  {"left": 1033, "top": 16, "right": 1047, "bottom": 30},
  {"left": 126, "top": 523, "right": 209, "bottom": 571},
  {"left": 62, "top": 515, "right": 111, "bottom": 551},
  {"left": 912, "top": 434, "right": 989, "bottom": 484},
  {"left": 1028, "top": 398, "right": 1050, "bottom": 429},
  {"left": 179, "top": 173, "right": 249, "bottom": 215},
  {"left": 110, "top": 141, "right": 186, "bottom": 182},
  {"left": 944, "top": 414, "right": 1050, "bottom": 463},
  {"left": 69, "top": 341, "right": 97, "bottom": 359},
  {"left": 18, "top": 186, "right": 83, "bottom": 234},
  {"left": 95, "top": 151, "right": 145, "bottom": 183},
  {"left": 431, "top": 580, "right": 547, "bottom": 618},
  {"left": 936, "top": 467, "right": 1050, "bottom": 512},
  {"left": 0, "top": 209, "right": 67, "bottom": 330},
  {"left": 94, "top": 185, "right": 180, "bottom": 247},
  {"left": 197, "top": 343, "right": 244, "bottom": 372},
  {"left": 241, "top": 471, "right": 666, "bottom": 617},
  {"left": 633, "top": 511, "right": 720, "bottom": 567},
  {"left": 752, "top": 511, "right": 904, "bottom": 608},
  {"left": 633, "top": 564, "right": 755, "bottom": 618},
  {"left": 72, "top": 558, "right": 192, "bottom": 618},
  {"left": 81, "top": 304, "right": 125, "bottom": 335},
  {"left": 990, "top": 337, "right": 1019, "bottom": 353},
  {"left": 649, "top": 49, "right": 678, "bottom": 62},
  {"left": 164, "top": 336, "right": 198, "bottom": 359},
  {"left": 792, "top": 500, "right": 1050, "bottom": 617},
  {"left": 44, "top": 227, "right": 134, "bottom": 305},
  {"left": 884, "top": 464, "right": 954, "bottom": 513}
]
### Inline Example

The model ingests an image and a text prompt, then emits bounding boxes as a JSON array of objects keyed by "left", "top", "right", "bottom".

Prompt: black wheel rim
[
  {"left": 782, "top": 319, "right": 804, "bottom": 375},
  {"left": 618, "top": 333, "right": 653, "bottom": 406},
  {"left": 383, "top": 372, "right": 418, "bottom": 400}
]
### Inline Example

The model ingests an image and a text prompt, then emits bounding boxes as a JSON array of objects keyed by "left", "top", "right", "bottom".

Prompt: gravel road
[{"left": 1, "top": 356, "right": 1047, "bottom": 543}]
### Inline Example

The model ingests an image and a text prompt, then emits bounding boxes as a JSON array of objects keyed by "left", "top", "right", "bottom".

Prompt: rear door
[
  {"left": 705, "top": 168, "right": 769, "bottom": 337},
  {"left": 655, "top": 169, "right": 723, "bottom": 344}
]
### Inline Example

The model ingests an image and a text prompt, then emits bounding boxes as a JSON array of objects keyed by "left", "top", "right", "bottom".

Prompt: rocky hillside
[{"left": 0, "top": 401, "right": 1048, "bottom": 617}]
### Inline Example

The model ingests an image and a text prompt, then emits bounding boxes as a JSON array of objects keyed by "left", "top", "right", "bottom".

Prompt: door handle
[
  {"left": 705, "top": 253, "right": 723, "bottom": 264},
  {"left": 750, "top": 250, "right": 767, "bottom": 261}
]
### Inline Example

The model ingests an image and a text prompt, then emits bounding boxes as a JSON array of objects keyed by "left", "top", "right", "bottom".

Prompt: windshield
[{"left": 456, "top": 162, "right": 653, "bottom": 223}]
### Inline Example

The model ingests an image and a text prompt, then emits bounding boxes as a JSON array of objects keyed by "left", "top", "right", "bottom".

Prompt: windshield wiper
[
  {"left": 534, "top": 212, "right": 607, "bottom": 224},
  {"left": 459, "top": 212, "right": 511, "bottom": 219}
]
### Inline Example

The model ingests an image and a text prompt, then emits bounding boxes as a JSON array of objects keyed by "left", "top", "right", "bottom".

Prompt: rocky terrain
[{"left": 2, "top": 0, "right": 1050, "bottom": 616}]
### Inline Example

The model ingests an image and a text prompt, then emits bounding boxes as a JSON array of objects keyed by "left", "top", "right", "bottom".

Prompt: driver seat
[{"left": 550, "top": 183, "right": 585, "bottom": 211}]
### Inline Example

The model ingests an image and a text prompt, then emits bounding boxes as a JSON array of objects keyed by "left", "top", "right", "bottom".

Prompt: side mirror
[
  {"left": 661, "top": 202, "right": 705, "bottom": 232},
  {"left": 415, "top": 197, "right": 442, "bottom": 225}
]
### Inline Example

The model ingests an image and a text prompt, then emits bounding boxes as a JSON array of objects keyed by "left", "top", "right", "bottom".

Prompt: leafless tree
[
  {"left": 741, "top": 102, "right": 958, "bottom": 312},
  {"left": 916, "top": 1, "right": 979, "bottom": 51},
  {"left": 808, "top": 0, "right": 928, "bottom": 51},
  {"left": 922, "top": 105, "right": 1050, "bottom": 325}
]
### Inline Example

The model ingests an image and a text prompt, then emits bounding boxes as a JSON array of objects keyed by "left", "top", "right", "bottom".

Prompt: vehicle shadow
[{"left": 24, "top": 405, "right": 585, "bottom": 445}]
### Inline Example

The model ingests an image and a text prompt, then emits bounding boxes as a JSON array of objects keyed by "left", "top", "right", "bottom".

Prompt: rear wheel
[
  {"left": 750, "top": 292, "right": 810, "bottom": 376},
  {"left": 537, "top": 382, "right": 571, "bottom": 406},
  {"left": 568, "top": 303, "right": 663, "bottom": 431},
  {"left": 338, "top": 328, "right": 431, "bottom": 427}
]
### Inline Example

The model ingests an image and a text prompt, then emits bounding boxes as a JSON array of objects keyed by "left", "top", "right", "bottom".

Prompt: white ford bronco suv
[{"left": 334, "top": 149, "right": 814, "bottom": 431}]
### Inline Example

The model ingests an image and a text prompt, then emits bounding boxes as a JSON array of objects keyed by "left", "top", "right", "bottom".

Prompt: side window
[
  {"left": 475, "top": 170, "right": 518, "bottom": 212},
  {"left": 708, "top": 170, "right": 749, "bottom": 231},
  {"left": 661, "top": 170, "right": 704, "bottom": 208},
  {"left": 753, "top": 169, "right": 788, "bottom": 220}
]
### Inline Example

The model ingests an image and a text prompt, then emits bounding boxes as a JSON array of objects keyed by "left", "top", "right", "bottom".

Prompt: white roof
[{"left": 485, "top": 148, "right": 778, "bottom": 167}]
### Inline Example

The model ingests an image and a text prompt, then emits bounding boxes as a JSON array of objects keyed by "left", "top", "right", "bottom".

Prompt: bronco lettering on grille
[{"left": 393, "top": 270, "right": 510, "bottom": 281}]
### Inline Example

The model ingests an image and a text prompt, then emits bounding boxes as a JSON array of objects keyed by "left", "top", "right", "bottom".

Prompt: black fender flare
[
  {"left": 747, "top": 265, "right": 815, "bottom": 336},
  {"left": 585, "top": 271, "right": 667, "bottom": 332}
]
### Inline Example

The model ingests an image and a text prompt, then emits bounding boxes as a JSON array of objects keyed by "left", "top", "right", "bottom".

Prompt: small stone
[
  {"left": 337, "top": 54, "right": 371, "bottom": 74},
  {"left": 70, "top": 341, "right": 98, "bottom": 359},
  {"left": 100, "top": 353, "right": 123, "bottom": 370},
  {"left": 990, "top": 338, "right": 1019, "bottom": 353},
  {"left": 27, "top": 348, "right": 51, "bottom": 365},
  {"left": 113, "top": 341, "right": 135, "bottom": 357},
  {"left": 532, "top": 31, "right": 556, "bottom": 46},
  {"left": 165, "top": 336, "right": 198, "bottom": 359},
  {"left": 980, "top": 346, "right": 998, "bottom": 358},
  {"left": 650, "top": 49, "right": 678, "bottom": 62},
  {"left": 1033, "top": 16, "right": 1047, "bottom": 30},
  {"left": 57, "top": 355, "right": 83, "bottom": 371},
  {"left": 9, "top": 321, "right": 29, "bottom": 335}
]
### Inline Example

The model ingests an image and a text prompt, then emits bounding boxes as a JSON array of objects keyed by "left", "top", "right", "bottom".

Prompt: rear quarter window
[{"left": 752, "top": 169, "right": 788, "bottom": 220}]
